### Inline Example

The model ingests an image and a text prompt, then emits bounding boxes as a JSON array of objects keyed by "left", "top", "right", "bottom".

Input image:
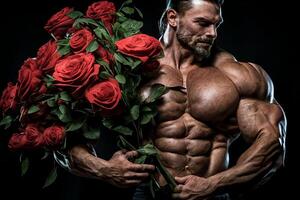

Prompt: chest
[{"left": 155, "top": 66, "right": 240, "bottom": 123}]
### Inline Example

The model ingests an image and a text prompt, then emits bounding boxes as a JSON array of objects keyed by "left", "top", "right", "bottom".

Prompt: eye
[{"left": 196, "top": 21, "right": 210, "bottom": 27}]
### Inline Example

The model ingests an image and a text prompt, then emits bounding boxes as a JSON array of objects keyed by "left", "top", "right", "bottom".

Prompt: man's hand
[
  {"left": 172, "top": 175, "right": 216, "bottom": 200},
  {"left": 104, "top": 150, "right": 155, "bottom": 188}
]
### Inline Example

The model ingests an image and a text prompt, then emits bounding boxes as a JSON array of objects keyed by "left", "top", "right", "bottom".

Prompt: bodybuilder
[{"left": 67, "top": 0, "right": 286, "bottom": 199}]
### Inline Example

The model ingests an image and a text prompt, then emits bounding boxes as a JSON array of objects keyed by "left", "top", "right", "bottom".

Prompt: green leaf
[
  {"left": 86, "top": 40, "right": 99, "bottom": 53},
  {"left": 120, "top": 0, "right": 133, "bottom": 8},
  {"left": 102, "top": 118, "right": 115, "bottom": 129},
  {"left": 73, "top": 18, "right": 99, "bottom": 29},
  {"left": 113, "top": 125, "right": 133, "bottom": 136},
  {"left": 134, "top": 155, "right": 147, "bottom": 164},
  {"left": 57, "top": 39, "right": 71, "bottom": 56},
  {"left": 0, "top": 115, "right": 13, "bottom": 126},
  {"left": 121, "top": 19, "right": 143, "bottom": 37},
  {"left": 43, "top": 75, "right": 55, "bottom": 87},
  {"left": 68, "top": 11, "right": 84, "bottom": 19},
  {"left": 137, "top": 144, "right": 157, "bottom": 156},
  {"left": 93, "top": 27, "right": 111, "bottom": 43},
  {"left": 99, "top": 71, "right": 112, "bottom": 79},
  {"left": 122, "top": 6, "right": 135, "bottom": 15},
  {"left": 43, "top": 167, "right": 57, "bottom": 188},
  {"left": 140, "top": 113, "right": 153, "bottom": 125},
  {"left": 58, "top": 105, "right": 72, "bottom": 123},
  {"left": 21, "top": 157, "right": 29, "bottom": 176},
  {"left": 115, "top": 74, "right": 126, "bottom": 84},
  {"left": 47, "top": 98, "right": 56, "bottom": 107},
  {"left": 131, "top": 60, "right": 142, "bottom": 69},
  {"left": 96, "top": 59, "right": 110, "bottom": 69},
  {"left": 66, "top": 117, "right": 86, "bottom": 132},
  {"left": 58, "top": 45, "right": 71, "bottom": 56},
  {"left": 46, "top": 74, "right": 55, "bottom": 81},
  {"left": 142, "top": 106, "right": 152, "bottom": 112},
  {"left": 116, "top": 12, "right": 128, "bottom": 23},
  {"left": 134, "top": 7, "right": 143, "bottom": 18},
  {"left": 28, "top": 105, "right": 40, "bottom": 114},
  {"left": 145, "top": 84, "right": 167, "bottom": 103},
  {"left": 114, "top": 53, "right": 127, "bottom": 65},
  {"left": 59, "top": 91, "right": 72, "bottom": 102},
  {"left": 83, "top": 127, "right": 100, "bottom": 140},
  {"left": 130, "top": 105, "right": 140, "bottom": 120},
  {"left": 119, "top": 135, "right": 136, "bottom": 150},
  {"left": 59, "top": 104, "right": 67, "bottom": 114}
]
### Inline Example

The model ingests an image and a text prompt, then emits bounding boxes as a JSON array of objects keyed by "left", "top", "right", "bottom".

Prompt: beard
[{"left": 176, "top": 29, "right": 214, "bottom": 61}]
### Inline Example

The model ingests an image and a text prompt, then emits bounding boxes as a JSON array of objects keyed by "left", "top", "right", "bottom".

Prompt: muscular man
[{"left": 67, "top": 0, "right": 286, "bottom": 199}]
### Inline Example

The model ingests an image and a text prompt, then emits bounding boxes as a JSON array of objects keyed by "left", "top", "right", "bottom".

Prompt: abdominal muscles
[{"left": 154, "top": 112, "right": 228, "bottom": 185}]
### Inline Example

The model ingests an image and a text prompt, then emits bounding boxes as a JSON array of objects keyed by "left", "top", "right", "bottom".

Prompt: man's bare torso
[{"left": 141, "top": 50, "right": 268, "bottom": 185}]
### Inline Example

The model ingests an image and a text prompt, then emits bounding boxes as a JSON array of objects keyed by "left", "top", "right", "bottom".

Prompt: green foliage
[
  {"left": 0, "top": 0, "right": 171, "bottom": 191},
  {"left": 68, "top": 11, "right": 84, "bottom": 19},
  {"left": 57, "top": 39, "right": 71, "bottom": 56},
  {"left": 21, "top": 157, "right": 30, "bottom": 176},
  {"left": 43, "top": 167, "right": 57, "bottom": 188},
  {"left": 28, "top": 105, "right": 40, "bottom": 114},
  {"left": 121, "top": 19, "right": 143, "bottom": 37},
  {"left": 86, "top": 40, "right": 99, "bottom": 53},
  {"left": 83, "top": 126, "right": 101, "bottom": 140},
  {"left": 0, "top": 115, "right": 13, "bottom": 128},
  {"left": 113, "top": 125, "right": 133, "bottom": 136},
  {"left": 145, "top": 84, "right": 168, "bottom": 103}
]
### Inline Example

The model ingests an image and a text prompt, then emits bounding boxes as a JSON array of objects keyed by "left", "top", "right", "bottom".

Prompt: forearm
[
  {"left": 208, "top": 98, "right": 286, "bottom": 190},
  {"left": 68, "top": 145, "right": 110, "bottom": 180},
  {"left": 209, "top": 129, "right": 283, "bottom": 193}
]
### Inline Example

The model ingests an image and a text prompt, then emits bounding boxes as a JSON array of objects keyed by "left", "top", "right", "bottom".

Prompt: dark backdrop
[{"left": 0, "top": 0, "right": 297, "bottom": 200}]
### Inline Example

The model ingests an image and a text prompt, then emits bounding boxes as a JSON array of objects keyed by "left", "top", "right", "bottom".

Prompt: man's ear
[{"left": 167, "top": 9, "right": 178, "bottom": 28}]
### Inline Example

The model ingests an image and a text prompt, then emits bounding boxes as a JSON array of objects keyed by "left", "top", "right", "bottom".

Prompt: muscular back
[{"left": 141, "top": 50, "right": 270, "bottom": 185}]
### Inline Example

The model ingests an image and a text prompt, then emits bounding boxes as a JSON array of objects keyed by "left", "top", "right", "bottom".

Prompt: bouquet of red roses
[{"left": 0, "top": 0, "right": 176, "bottom": 192}]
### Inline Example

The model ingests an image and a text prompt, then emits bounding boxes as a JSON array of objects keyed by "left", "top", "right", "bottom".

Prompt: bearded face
[{"left": 176, "top": 21, "right": 214, "bottom": 61}]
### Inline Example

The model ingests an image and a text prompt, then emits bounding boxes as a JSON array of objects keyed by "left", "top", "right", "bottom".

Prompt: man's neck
[{"left": 160, "top": 29, "right": 204, "bottom": 70}]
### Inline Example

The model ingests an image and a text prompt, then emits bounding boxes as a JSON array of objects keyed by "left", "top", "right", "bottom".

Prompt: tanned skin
[{"left": 69, "top": 1, "right": 286, "bottom": 199}]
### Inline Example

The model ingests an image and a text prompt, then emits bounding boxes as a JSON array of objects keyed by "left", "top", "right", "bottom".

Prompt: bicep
[{"left": 237, "top": 98, "right": 284, "bottom": 144}]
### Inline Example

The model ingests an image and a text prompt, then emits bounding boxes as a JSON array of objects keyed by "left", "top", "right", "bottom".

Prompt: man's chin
[{"left": 194, "top": 47, "right": 210, "bottom": 60}]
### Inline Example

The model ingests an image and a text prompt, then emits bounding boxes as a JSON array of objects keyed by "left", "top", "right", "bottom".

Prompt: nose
[{"left": 206, "top": 25, "right": 217, "bottom": 39}]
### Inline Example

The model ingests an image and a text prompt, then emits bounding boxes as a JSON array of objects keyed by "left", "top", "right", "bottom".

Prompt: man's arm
[
  {"left": 65, "top": 145, "right": 155, "bottom": 188},
  {"left": 172, "top": 62, "right": 286, "bottom": 200},
  {"left": 172, "top": 99, "right": 285, "bottom": 200},
  {"left": 210, "top": 98, "right": 285, "bottom": 188}
]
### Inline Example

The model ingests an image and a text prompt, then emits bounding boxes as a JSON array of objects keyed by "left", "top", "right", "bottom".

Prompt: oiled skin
[
  {"left": 68, "top": 1, "right": 286, "bottom": 198},
  {"left": 140, "top": 50, "right": 274, "bottom": 186}
]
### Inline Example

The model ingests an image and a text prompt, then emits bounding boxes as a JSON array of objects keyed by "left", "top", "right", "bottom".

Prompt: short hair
[{"left": 159, "top": 0, "right": 224, "bottom": 35}]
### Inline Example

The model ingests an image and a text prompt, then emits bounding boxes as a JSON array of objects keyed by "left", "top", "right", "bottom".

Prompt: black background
[{"left": 0, "top": 0, "right": 298, "bottom": 199}]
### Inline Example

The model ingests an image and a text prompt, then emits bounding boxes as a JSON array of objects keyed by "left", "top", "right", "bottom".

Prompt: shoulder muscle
[{"left": 216, "top": 61, "right": 273, "bottom": 101}]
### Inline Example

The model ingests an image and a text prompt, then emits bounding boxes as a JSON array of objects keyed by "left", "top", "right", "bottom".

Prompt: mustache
[{"left": 196, "top": 38, "right": 214, "bottom": 45}]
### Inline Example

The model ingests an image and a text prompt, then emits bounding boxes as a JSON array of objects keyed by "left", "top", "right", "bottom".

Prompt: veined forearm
[
  {"left": 209, "top": 130, "right": 282, "bottom": 192},
  {"left": 69, "top": 145, "right": 109, "bottom": 179}
]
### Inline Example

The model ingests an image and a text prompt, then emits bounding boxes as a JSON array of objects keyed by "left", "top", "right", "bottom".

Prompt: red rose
[
  {"left": 8, "top": 124, "right": 43, "bottom": 150},
  {"left": 36, "top": 40, "right": 61, "bottom": 74},
  {"left": 8, "top": 134, "right": 27, "bottom": 150},
  {"left": 44, "top": 7, "right": 75, "bottom": 39},
  {"left": 115, "top": 34, "right": 162, "bottom": 63},
  {"left": 85, "top": 78, "right": 121, "bottom": 111},
  {"left": 17, "top": 58, "right": 44, "bottom": 101},
  {"left": 95, "top": 45, "right": 114, "bottom": 65},
  {"left": 86, "top": 1, "right": 116, "bottom": 34},
  {"left": 69, "top": 29, "right": 94, "bottom": 53},
  {"left": 42, "top": 125, "right": 65, "bottom": 148},
  {"left": 53, "top": 53, "right": 100, "bottom": 97},
  {"left": 0, "top": 82, "right": 18, "bottom": 113}
]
